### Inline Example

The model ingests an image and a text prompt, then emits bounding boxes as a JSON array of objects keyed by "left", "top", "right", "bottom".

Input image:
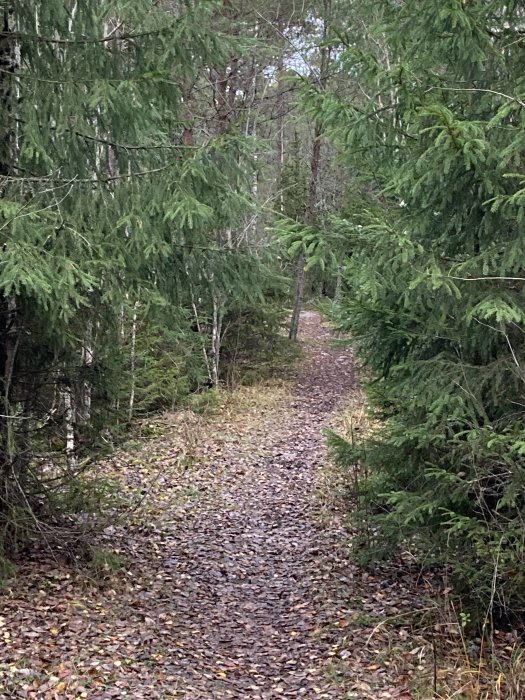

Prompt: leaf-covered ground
[{"left": 1, "top": 312, "right": 516, "bottom": 699}]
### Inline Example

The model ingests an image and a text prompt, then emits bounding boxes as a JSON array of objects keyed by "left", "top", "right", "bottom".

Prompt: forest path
[
  {"left": 0, "top": 313, "right": 426, "bottom": 699},
  {"left": 152, "top": 311, "right": 359, "bottom": 699}
]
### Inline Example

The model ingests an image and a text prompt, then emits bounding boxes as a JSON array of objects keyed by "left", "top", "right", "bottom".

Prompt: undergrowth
[{"left": 328, "top": 400, "right": 525, "bottom": 700}]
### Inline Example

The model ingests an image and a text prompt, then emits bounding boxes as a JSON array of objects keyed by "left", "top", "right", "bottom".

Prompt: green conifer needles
[
  {"left": 317, "top": 0, "right": 525, "bottom": 618},
  {"left": 0, "top": 0, "right": 285, "bottom": 556}
]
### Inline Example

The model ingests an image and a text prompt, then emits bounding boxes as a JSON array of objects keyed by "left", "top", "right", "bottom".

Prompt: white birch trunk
[
  {"left": 211, "top": 292, "right": 223, "bottom": 388},
  {"left": 128, "top": 302, "right": 139, "bottom": 421},
  {"left": 334, "top": 265, "right": 343, "bottom": 303},
  {"left": 63, "top": 386, "right": 77, "bottom": 470},
  {"left": 77, "top": 321, "right": 93, "bottom": 425}
]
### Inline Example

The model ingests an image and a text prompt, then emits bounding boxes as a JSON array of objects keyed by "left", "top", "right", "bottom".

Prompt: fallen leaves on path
[{"left": 0, "top": 312, "right": 467, "bottom": 699}]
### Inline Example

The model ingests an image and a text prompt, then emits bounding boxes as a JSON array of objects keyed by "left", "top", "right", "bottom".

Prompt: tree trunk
[
  {"left": 334, "top": 264, "right": 343, "bottom": 302},
  {"left": 0, "top": 9, "right": 21, "bottom": 478},
  {"left": 289, "top": 121, "right": 324, "bottom": 340},
  {"left": 211, "top": 291, "right": 223, "bottom": 387},
  {"left": 62, "top": 385, "right": 77, "bottom": 471},
  {"left": 288, "top": 1, "right": 331, "bottom": 340},
  {"left": 289, "top": 252, "right": 306, "bottom": 341},
  {"left": 128, "top": 303, "right": 139, "bottom": 421},
  {"left": 276, "top": 51, "right": 285, "bottom": 214},
  {"left": 76, "top": 321, "right": 93, "bottom": 425},
  {"left": 0, "top": 7, "right": 15, "bottom": 178}
]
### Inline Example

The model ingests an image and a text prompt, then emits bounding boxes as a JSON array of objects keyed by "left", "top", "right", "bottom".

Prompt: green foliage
[
  {"left": 272, "top": 215, "right": 350, "bottom": 291},
  {"left": 128, "top": 310, "right": 206, "bottom": 416},
  {"left": 0, "top": 557, "right": 17, "bottom": 586},
  {"left": 0, "top": 0, "right": 289, "bottom": 557},
  {"left": 317, "top": 0, "right": 525, "bottom": 620},
  {"left": 220, "top": 300, "right": 299, "bottom": 385},
  {"left": 47, "top": 474, "right": 123, "bottom": 517},
  {"left": 86, "top": 547, "right": 124, "bottom": 579},
  {"left": 183, "top": 388, "right": 221, "bottom": 415},
  {"left": 280, "top": 153, "right": 309, "bottom": 222}
]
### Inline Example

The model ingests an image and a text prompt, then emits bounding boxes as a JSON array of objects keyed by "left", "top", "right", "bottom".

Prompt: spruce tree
[
  {"left": 0, "top": 0, "right": 285, "bottom": 555},
  {"left": 311, "top": 0, "right": 525, "bottom": 618}
]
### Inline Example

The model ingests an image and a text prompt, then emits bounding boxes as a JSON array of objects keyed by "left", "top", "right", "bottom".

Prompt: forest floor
[{"left": 0, "top": 312, "right": 511, "bottom": 699}]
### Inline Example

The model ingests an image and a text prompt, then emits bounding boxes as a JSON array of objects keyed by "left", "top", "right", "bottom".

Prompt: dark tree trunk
[
  {"left": 0, "top": 7, "right": 18, "bottom": 471},
  {"left": 0, "top": 9, "right": 29, "bottom": 538},
  {"left": 289, "top": 252, "right": 306, "bottom": 341}
]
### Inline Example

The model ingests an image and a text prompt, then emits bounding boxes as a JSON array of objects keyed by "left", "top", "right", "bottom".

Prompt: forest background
[{"left": 1, "top": 0, "right": 525, "bottom": 638}]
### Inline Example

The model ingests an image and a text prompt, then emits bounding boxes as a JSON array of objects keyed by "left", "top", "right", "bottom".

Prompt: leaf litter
[{"left": 0, "top": 311, "right": 484, "bottom": 699}]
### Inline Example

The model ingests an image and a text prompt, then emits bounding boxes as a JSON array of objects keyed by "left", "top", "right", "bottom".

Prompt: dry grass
[
  {"left": 416, "top": 609, "right": 525, "bottom": 700},
  {"left": 323, "top": 393, "right": 525, "bottom": 700}
]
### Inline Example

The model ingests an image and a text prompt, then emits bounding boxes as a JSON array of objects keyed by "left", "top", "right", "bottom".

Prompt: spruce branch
[
  {"left": 7, "top": 26, "right": 179, "bottom": 46},
  {"left": 425, "top": 86, "right": 525, "bottom": 110}
]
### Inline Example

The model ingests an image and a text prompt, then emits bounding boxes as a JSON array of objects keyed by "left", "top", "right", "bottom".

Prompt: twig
[{"left": 425, "top": 86, "right": 525, "bottom": 110}]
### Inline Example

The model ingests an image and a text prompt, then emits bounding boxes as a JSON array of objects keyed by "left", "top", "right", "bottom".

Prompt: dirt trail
[
  {"left": 154, "top": 312, "right": 357, "bottom": 699},
  {"left": 0, "top": 312, "right": 427, "bottom": 699}
]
